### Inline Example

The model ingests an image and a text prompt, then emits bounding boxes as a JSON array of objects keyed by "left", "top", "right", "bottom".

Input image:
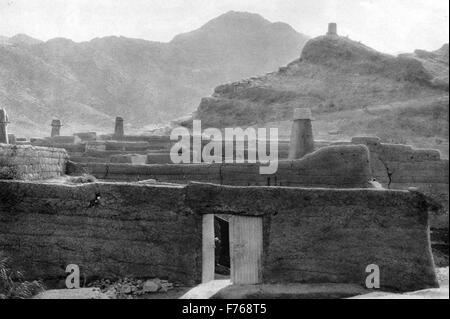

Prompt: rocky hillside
[
  {"left": 0, "top": 11, "right": 308, "bottom": 137},
  {"left": 193, "top": 35, "right": 449, "bottom": 156},
  {"left": 399, "top": 44, "right": 449, "bottom": 88}
]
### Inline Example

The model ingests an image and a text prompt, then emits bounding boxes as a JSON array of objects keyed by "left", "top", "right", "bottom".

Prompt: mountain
[
  {"left": 399, "top": 44, "right": 449, "bottom": 89},
  {"left": 9, "top": 34, "right": 43, "bottom": 46},
  {"left": 0, "top": 36, "right": 9, "bottom": 45},
  {"left": 170, "top": 11, "right": 305, "bottom": 80},
  {"left": 191, "top": 35, "right": 449, "bottom": 156},
  {"left": 0, "top": 11, "right": 308, "bottom": 137},
  {"left": 0, "top": 34, "right": 43, "bottom": 46}
]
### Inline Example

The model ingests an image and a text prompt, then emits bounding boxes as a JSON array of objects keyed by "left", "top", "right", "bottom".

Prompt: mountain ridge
[{"left": 0, "top": 11, "right": 309, "bottom": 137}]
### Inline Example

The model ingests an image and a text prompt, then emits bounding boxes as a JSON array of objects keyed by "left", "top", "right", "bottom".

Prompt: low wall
[
  {"left": 0, "top": 180, "right": 202, "bottom": 285},
  {"left": 0, "top": 181, "right": 438, "bottom": 291},
  {"left": 105, "top": 141, "right": 151, "bottom": 152},
  {"left": 110, "top": 154, "right": 147, "bottom": 165},
  {"left": 31, "top": 141, "right": 86, "bottom": 153},
  {"left": 187, "top": 183, "right": 439, "bottom": 292},
  {"left": 346, "top": 137, "right": 449, "bottom": 229},
  {"left": 67, "top": 145, "right": 373, "bottom": 188},
  {"left": 0, "top": 144, "right": 68, "bottom": 180}
]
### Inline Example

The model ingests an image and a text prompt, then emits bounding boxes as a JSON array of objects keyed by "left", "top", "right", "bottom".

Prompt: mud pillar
[
  {"left": 114, "top": 117, "right": 124, "bottom": 138},
  {"left": 51, "top": 119, "right": 62, "bottom": 138},
  {"left": 8, "top": 134, "right": 16, "bottom": 144},
  {"left": 288, "top": 108, "right": 315, "bottom": 159},
  {"left": 0, "top": 108, "right": 9, "bottom": 144},
  {"left": 327, "top": 23, "right": 337, "bottom": 36}
]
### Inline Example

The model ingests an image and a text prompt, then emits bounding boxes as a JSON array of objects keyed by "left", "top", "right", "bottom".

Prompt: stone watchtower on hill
[{"left": 327, "top": 23, "right": 338, "bottom": 36}]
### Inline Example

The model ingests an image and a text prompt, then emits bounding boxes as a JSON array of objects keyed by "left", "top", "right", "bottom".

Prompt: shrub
[{"left": 0, "top": 252, "right": 45, "bottom": 299}]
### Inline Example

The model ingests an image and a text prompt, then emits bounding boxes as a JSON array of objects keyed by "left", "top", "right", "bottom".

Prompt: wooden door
[{"left": 230, "top": 215, "right": 263, "bottom": 284}]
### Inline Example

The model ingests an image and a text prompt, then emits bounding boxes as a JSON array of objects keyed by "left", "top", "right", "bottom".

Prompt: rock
[
  {"left": 161, "top": 281, "right": 174, "bottom": 291},
  {"left": 143, "top": 279, "right": 161, "bottom": 293},
  {"left": 121, "top": 284, "right": 132, "bottom": 294},
  {"left": 160, "top": 286, "right": 168, "bottom": 293},
  {"left": 104, "top": 288, "right": 117, "bottom": 299},
  {"left": 436, "top": 267, "right": 449, "bottom": 287}
]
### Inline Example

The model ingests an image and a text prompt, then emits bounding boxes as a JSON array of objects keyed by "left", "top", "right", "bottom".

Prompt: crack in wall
[
  {"left": 104, "top": 164, "right": 109, "bottom": 180},
  {"left": 378, "top": 157, "right": 393, "bottom": 189}
]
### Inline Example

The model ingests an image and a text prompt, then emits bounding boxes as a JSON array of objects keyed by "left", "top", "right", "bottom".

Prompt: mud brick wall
[
  {"left": 105, "top": 141, "right": 151, "bottom": 152},
  {"left": 0, "top": 181, "right": 202, "bottom": 285},
  {"left": 0, "top": 144, "right": 68, "bottom": 180},
  {"left": 31, "top": 140, "right": 86, "bottom": 153},
  {"left": 0, "top": 181, "right": 438, "bottom": 291},
  {"left": 110, "top": 154, "right": 147, "bottom": 165},
  {"left": 68, "top": 145, "right": 373, "bottom": 188},
  {"left": 188, "top": 183, "right": 439, "bottom": 292},
  {"left": 348, "top": 137, "right": 449, "bottom": 230},
  {"left": 67, "top": 139, "right": 329, "bottom": 165}
]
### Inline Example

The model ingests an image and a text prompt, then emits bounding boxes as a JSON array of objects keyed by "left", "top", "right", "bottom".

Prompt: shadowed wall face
[
  {"left": 263, "top": 190, "right": 436, "bottom": 292},
  {"left": 0, "top": 181, "right": 203, "bottom": 285},
  {"left": 187, "top": 184, "right": 439, "bottom": 292},
  {"left": 0, "top": 181, "right": 439, "bottom": 291}
]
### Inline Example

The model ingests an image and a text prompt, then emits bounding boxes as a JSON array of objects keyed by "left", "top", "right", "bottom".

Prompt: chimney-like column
[
  {"left": 8, "top": 134, "right": 16, "bottom": 144},
  {"left": 114, "top": 117, "right": 124, "bottom": 138},
  {"left": 327, "top": 23, "right": 338, "bottom": 36},
  {"left": 0, "top": 108, "right": 10, "bottom": 144},
  {"left": 288, "top": 108, "right": 315, "bottom": 159},
  {"left": 51, "top": 119, "right": 62, "bottom": 137}
]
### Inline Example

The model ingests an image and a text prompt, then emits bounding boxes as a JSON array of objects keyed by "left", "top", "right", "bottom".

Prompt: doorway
[
  {"left": 214, "top": 215, "right": 230, "bottom": 278},
  {"left": 202, "top": 214, "right": 263, "bottom": 285}
]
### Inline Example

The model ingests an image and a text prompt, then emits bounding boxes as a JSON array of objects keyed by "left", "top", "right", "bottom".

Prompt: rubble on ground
[{"left": 87, "top": 278, "right": 175, "bottom": 299}]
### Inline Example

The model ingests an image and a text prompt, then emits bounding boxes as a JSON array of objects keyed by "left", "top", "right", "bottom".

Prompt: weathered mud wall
[
  {"left": 0, "top": 181, "right": 202, "bottom": 285},
  {"left": 0, "top": 181, "right": 438, "bottom": 291},
  {"left": 0, "top": 144, "right": 68, "bottom": 180},
  {"left": 188, "top": 183, "right": 438, "bottom": 292},
  {"left": 347, "top": 137, "right": 449, "bottom": 229},
  {"left": 67, "top": 140, "right": 324, "bottom": 165},
  {"left": 0, "top": 140, "right": 441, "bottom": 290},
  {"left": 67, "top": 145, "right": 373, "bottom": 188}
]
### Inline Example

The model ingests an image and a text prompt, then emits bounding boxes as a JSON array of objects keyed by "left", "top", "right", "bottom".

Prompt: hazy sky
[{"left": 0, "top": 0, "right": 448, "bottom": 53}]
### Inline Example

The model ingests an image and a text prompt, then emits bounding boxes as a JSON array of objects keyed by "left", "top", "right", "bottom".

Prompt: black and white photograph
[{"left": 0, "top": 0, "right": 448, "bottom": 306}]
